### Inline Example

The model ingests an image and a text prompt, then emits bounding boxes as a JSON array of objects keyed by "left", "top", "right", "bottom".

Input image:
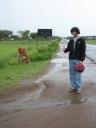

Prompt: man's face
[{"left": 71, "top": 32, "right": 78, "bottom": 37}]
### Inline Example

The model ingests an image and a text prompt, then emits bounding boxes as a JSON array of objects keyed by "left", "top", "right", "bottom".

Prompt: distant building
[
  {"left": 37, "top": 29, "right": 52, "bottom": 37},
  {"left": 87, "top": 36, "right": 96, "bottom": 40}
]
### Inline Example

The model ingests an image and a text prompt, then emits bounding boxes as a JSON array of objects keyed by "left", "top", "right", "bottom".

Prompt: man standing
[{"left": 64, "top": 27, "right": 86, "bottom": 94}]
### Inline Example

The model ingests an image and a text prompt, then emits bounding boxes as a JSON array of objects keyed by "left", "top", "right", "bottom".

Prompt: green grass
[
  {"left": 0, "top": 60, "right": 49, "bottom": 93},
  {"left": 0, "top": 40, "right": 59, "bottom": 94},
  {"left": 86, "top": 40, "right": 96, "bottom": 45}
]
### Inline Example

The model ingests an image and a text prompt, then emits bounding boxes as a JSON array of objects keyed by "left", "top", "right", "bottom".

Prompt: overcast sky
[{"left": 0, "top": 0, "right": 96, "bottom": 36}]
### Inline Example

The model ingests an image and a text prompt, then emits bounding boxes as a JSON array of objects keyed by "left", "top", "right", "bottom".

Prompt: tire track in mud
[{"left": 0, "top": 42, "right": 96, "bottom": 128}]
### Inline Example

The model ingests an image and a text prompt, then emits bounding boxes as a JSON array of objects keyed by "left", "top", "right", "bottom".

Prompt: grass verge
[
  {"left": 86, "top": 40, "right": 96, "bottom": 45},
  {"left": 0, "top": 40, "right": 59, "bottom": 94}
]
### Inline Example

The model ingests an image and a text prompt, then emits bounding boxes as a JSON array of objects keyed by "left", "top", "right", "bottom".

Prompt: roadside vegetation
[
  {"left": 0, "top": 39, "right": 60, "bottom": 94},
  {"left": 86, "top": 39, "right": 96, "bottom": 45}
]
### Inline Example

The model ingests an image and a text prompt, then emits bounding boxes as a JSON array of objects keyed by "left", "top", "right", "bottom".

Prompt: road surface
[{"left": 0, "top": 41, "right": 96, "bottom": 128}]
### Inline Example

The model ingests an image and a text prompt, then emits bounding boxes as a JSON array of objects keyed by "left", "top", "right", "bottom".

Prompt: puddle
[{"left": 0, "top": 42, "right": 96, "bottom": 109}]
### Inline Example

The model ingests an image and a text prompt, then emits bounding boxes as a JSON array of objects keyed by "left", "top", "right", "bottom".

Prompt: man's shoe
[
  {"left": 69, "top": 88, "right": 76, "bottom": 92},
  {"left": 76, "top": 88, "right": 81, "bottom": 94}
]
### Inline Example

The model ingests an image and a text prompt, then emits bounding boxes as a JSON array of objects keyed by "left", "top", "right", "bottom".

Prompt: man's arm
[
  {"left": 63, "top": 41, "right": 70, "bottom": 53},
  {"left": 80, "top": 39, "right": 86, "bottom": 61}
]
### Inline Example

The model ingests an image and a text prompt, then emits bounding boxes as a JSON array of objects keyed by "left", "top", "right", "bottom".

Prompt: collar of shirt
[
  {"left": 74, "top": 36, "right": 80, "bottom": 42},
  {"left": 73, "top": 36, "right": 80, "bottom": 49}
]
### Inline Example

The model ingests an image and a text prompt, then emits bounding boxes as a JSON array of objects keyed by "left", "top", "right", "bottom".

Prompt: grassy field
[
  {"left": 0, "top": 40, "right": 59, "bottom": 94},
  {"left": 86, "top": 39, "right": 96, "bottom": 45}
]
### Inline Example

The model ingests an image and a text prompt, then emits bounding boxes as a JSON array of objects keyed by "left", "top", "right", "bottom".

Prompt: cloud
[{"left": 0, "top": 0, "right": 96, "bottom": 36}]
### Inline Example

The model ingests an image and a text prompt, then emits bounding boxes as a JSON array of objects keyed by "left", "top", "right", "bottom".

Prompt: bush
[
  {"left": 29, "top": 42, "right": 59, "bottom": 61},
  {"left": 5, "top": 41, "right": 59, "bottom": 63}
]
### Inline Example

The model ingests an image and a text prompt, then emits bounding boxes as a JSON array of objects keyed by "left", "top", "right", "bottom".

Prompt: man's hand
[
  {"left": 80, "top": 61, "right": 83, "bottom": 64},
  {"left": 63, "top": 48, "right": 65, "bottom": 52}
]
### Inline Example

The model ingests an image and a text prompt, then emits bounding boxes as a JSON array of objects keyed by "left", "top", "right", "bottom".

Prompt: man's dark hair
[{"left": 70, "top": 27, "right": 80, "bottom": 34}]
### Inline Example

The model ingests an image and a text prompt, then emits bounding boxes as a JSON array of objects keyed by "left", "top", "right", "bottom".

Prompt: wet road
[
  {"left": 86, "top": 44, "right": 96, "bottom": 63},
  {"left": 0, "top": 41, "right": 96, "bottom": 128}
]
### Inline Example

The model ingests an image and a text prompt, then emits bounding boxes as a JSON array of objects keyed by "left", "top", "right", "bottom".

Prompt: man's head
[{"left": 70, "top": 27, "right": 80, "bottom": 37}]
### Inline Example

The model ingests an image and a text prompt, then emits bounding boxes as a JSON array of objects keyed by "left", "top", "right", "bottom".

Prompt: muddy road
[{"left": 0, "top": 42, "right": 96, "bottom": 128}]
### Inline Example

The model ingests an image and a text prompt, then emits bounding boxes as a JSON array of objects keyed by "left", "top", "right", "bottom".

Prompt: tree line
[{"left": 0, "top": 30, "right": 38, "bottom": 41}]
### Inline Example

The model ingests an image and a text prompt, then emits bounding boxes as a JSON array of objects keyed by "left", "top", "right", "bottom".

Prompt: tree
[
  {"left": 30, "top": 32, "right": 38, "bottom": 40},
  {"left": 18, "top": 30, "right": 30, "bottom": 40},
  {"left": 23, "top": 30, "right": 30, "bottom": 39},
  {"left": 0, "top": 30, "right": 13, "bottom": 40},
  {"left": 10, "top": 35, "right": 19, "bottom": 40}
]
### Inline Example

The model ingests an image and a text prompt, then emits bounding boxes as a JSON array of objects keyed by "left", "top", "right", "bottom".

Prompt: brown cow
[{"left": 18, "top": 47, "right": 30, "bottom": 64}]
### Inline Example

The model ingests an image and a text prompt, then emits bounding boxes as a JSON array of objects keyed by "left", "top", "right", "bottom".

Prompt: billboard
[{"left": 38, "top": 29, "right": 52, "bottom": 37}]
